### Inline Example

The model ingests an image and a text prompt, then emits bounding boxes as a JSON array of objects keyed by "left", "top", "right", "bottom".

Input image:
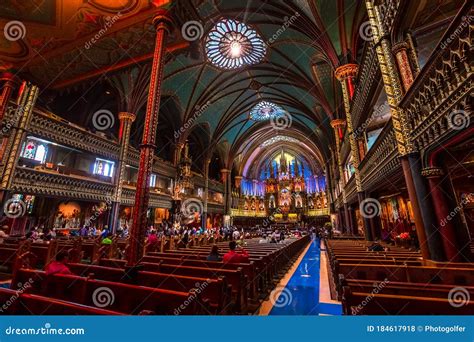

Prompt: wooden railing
[
  {"left": 306, "top": 208, "right": 330, "bottom": 217},
  {"left": 230, "top": 209, "right": 267, "bottom": 217},
  {"left": 358, "top": 122, "right": 400, "bottom": 190},
  {"left": 400, "top": 4, "right": 473, "bottom": 151},
  {"left": 345, "top": 175, "right": 357, "bottom": 202}
]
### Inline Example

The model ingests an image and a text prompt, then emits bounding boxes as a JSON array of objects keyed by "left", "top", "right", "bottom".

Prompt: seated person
[
  {"left": 206, "top": 245, "right": 222, "bottom": 262},
  {"left": 367, "top": 240, "right": 385, "bottom": 252},
  {"left": 147, "top": 231, "right": 159, "bottom": 245},
  {"left": 259, "top": 234, "right": 268, "bottom": 244},
  {"left": 45, "top": 251, "right": 72, "bottom": 275},
  {"left": 101, "top": 234, "right": 113, "bottom": 245},
  {"left": 223, "top": 241, "right": 249, "bottom": 264}
]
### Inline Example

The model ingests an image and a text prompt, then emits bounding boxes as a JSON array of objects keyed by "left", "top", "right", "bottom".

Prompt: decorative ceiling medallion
[
  {"left": 250, "top": 101, "right": 287, "bottom": 121},
  {"left": 205, "top": 18, "right": 266, "bottom": 70},
  {"left": 261, "top": 135, "right": 299, "bottom": 148}
]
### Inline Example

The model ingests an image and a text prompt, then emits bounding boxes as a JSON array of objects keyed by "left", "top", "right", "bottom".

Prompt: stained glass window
[
  {"left": 250, "top": 101, "right": 287, "bottom": 121},
  {"left": 205, "top": 19, "right": 266, "bottom": 70},
  {"left": 94, "top": 158, "right": 115, "bottom": 177},
  {"left": 21, "top": 140, "right": 48, "bottom": 163}
]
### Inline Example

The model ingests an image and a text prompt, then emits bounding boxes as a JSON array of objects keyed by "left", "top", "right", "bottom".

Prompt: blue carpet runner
[{"left": 269, "top": 238, "right": 342, "bottom": 315}]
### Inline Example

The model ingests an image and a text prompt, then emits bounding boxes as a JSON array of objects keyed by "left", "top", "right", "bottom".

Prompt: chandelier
[
  {"left": 205, "top": 18, "right": 266, "bottom": 70},
  {"left": 250, "top": 101, "right": 287, "bottom": 121}
]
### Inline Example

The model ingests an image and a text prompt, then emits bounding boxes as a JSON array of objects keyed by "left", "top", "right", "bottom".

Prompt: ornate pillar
[
  {"left": 0, "top": 72, "right": 19, "bottom": 124},
  {"left": 357, "top": 136, "right": 366, "bottom": 161},
  {"left": 174, "top": 141, "right": 184, "bottom": 166},
  {"left": 330, "top": 119, "right": 350, "bottom": 232},
  {"left": 364, "top": 1, "right": 434, "bottom": 260},
  {"left": 1, "top": 83, "right": 39, "bottom": 191},
  {"left": 127, "top": 10, "right": 172, "bottom": 266},
  {"left": 422, "top": 167, "right": 461, "bottom": 262},
  {"left": 325, "top": 164, "right": 335, "bottom": 214},
  {"left": 252, "top": 179, "right": 258, "bottom": 197},
  {"left": 335, "top": 64, "right": 371, "bottom": 240},
  {"left": 405, "top": 32, "right": 421, "bottom": 77},
  {"left": 234, "top": 175, "right": 243, "bottom": 190},
  {"left": 392, "top": 42, "right": 415, "bottom": 92},
  {"left": 201, "top": 157, "right": 211, "bottom": 230},
  {"left": 110, "top": 112, "right": 136, "bottom": 232},
  {"left": 221, "top": 169, "right": 231, "bottom": 215}
]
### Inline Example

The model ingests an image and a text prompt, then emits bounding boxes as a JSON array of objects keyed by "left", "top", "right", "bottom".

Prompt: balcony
[
  {"left": 11, "top": 166, "right": 115, "bottom": 202},
  {"left": 230, "top": 209, "right": 267, "bottom": 217},
  {"left": 345, "top": 175, "right": 357, "bottom": 202},
  {"left": 399, "top": 4, "right": 473, "bottom": 151},
  {"left": 350, "top": 41, "right": 380, "bottom": 129},
  {"left": 306, "top": 208, "right": 330, "bottom": 217},
  {"left": 359, "top": 122, "right": 400, "bottom": 190},
  {"left": 29, "top": 107, "right": 120, "bottom": 160}
]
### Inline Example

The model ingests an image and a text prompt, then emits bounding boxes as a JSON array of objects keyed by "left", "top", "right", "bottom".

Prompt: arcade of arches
[{"left": 0, "top": 0, "right": 472, "bottom": 315}]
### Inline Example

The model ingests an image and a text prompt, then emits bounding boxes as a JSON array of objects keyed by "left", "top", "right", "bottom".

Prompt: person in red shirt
[
  {"left": 223, "top": 241, "right": 250, "bottom": 264},
  {"left": 45, "top": 251, "right": 72, "bottom": 275}
]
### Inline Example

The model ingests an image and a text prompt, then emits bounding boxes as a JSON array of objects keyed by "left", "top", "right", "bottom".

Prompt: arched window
[
  {"left": 34, "top": 144, "right": 47, "bottom": 163},
  {"left": 21, "top": 140, "right": 37, "bottom": 159}
]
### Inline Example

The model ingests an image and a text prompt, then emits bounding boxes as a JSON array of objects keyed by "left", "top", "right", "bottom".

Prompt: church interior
[{"left": 0, "top": 0, "right": 472, "bottom": 316}]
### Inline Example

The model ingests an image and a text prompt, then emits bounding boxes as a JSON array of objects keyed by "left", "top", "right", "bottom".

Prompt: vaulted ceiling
[{"left": 0, "top": 0, "right": 370, "bottom": 178}]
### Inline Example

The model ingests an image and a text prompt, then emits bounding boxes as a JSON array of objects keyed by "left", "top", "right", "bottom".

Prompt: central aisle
[{"left": 269, "top": 238, "right": 342, "bottom": 315}]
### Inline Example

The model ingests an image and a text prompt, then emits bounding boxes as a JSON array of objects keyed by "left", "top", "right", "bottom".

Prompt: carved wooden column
[
  {"left": 405, "top": 32, "right": 421, "bottom": 77},
  {"left": 110, "top": 112, "right": 136, "bottom": 232},
  {"left": 422, "top": 167, "right": 461, "bottom": 262},
  {"left": 127, "top": 10, "right": 172, "bottom": 266},
  {"left": 330, "top": 119, "right": 350, "bottom": 233},
  {"left": 174, "top": 141, "right": 184, "bottom": 166},
  {"left": 392, "top": 42, "right": 415, "bottom": 92},
  {"left": 201, "top": 157, "right": 211, "bottom": 230},
  {"left": 0, "top": 83, "right": 39, "bottom": 205},
  {"left": 335, "top": 64, "right": 372, "bottom": 240},
  {"left": 221, "top": 168, "right": 231, "bottom": 216},
  {"left": 234, "top": 176, "right": 243, "bottom": 190},
  {"left": 0, "top": 72, "right": 19, "bottom": 124},
  {"left": 364, "top": 0, "right": 435, "bottom": 260}
]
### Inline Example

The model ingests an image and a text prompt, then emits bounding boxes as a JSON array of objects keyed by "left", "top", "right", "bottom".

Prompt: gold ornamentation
[
  {"left": 421, "top": 167, "right": 444, "bottom": 178},
  {"left": 334, "top": 64, "right": 358, "bottom": 81}
]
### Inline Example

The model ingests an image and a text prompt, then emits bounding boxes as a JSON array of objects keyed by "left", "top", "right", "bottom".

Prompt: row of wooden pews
[
  {"left": 2, "top": 235, "right": 310, "bottom": 315},
  {"left": 325, "top": 239, "right": 474, "bottom": 315}
]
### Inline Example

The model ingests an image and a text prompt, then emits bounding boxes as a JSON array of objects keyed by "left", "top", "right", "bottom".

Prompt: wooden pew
[
  {"left": 341, "top": 277, "right": 474, "bottom": 299},
  {"left": 141, "top": 262, "right": 248, "bottom": 314},
  {"left": 11, "top": 269, "right": 208, "bottom": 315},
  {"left": 64, "top": 263, "right": 230, "bottom": 314},
  {"left": 0, "top": 287, "right": 123, "bottom": 315},
  {"left": 342, "top": 288, "right": 474, "bottom": 315},
  {"left": 337, "top": 263, "right": 474, "bottom": 285},
  {"left": 0, "top": 247, "right": 17, "bottom": 272},
  {"left": 141, "top": 255, "right": 258, "bottom": 302}
]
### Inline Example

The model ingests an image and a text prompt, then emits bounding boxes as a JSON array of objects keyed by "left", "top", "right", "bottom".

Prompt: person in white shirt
[{"left": 232, "top": 229, "right": 240, "bottom": 240}]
